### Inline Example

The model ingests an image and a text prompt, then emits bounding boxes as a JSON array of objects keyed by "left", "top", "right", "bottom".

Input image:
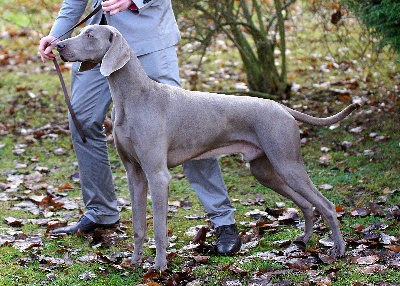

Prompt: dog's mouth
[
  {"left": 59, "top": 54, "right": 68, "bottom": 62},
  {"left": 57, "top": 51, "right": 75, "bottom": 62},
  {"left": 56, "top": 45, "right": 73, "bottom": 62}
]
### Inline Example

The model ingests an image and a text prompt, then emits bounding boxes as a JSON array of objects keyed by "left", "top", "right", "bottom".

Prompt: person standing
[{"left": 38, "top": 0, "right": 241, "bottom": 255}]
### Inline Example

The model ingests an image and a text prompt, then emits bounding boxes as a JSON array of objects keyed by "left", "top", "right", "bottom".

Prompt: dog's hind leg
[
  {"left": 249, "top": 156, "right": 314, "bottom": 243},
  {"left": 266, "top": 154, "right": 345, "bottom": 257}
]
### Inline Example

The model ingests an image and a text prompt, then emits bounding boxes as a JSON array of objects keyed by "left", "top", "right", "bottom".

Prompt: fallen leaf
[
  {"left": 361, "top": 264, "right": 387, "bottom": 274},
  {"left": 4, "top": 217, "right": 25, "bottom": 227},
  {"left": 320, "top": 184, "right": 333, "bottom": 190},
  {"left": 351, "top": 207, "right": 370, "bottom": 217},
  {"left": 379, "top": 233, "right": 397, "bottom": 245},
  {"left": 143, "top": 268, "right": 162, "bottom": 281},
  {"left": 349, "top": 126, "right": 363, "bottom": 133},
  {"left": 319, "top": 154, "right": 332, "bottom": 166},
  {"left": 286, "top": 258, "right": 313, "bottom": 270},
  {"left": 356, "top": 255, "right": 380, "bottom": 265},
  {"left": 54, "top": 147, "right": 67, "bottom": 155},
  {"left": 318, "top": 253, "right": 336, "bottom": 264},
  {"left": 192, "top": 226, "right": 209, "bottom": 244},
  {"left": 278, "top": 208, "right": 300, "bottom": 224},
  {"left": 78, "top": 253, "right": 98, "bottom": 263},
  {"left": 0, "top": 234, "right": 15, "bottom": 246},
  {"left": 13, "top": 236, "right": 42, "bottom": 252},
  {"left": 319, "top": 237, "right": 334, "bottom": 247},
  {"left": 193, "top": 255, "right": 209, "bottom": 263},
  {"left": 228, "top": 264, "right": 248, "bottom": 276},
  {"left": 78, "top": 271, "right": 96, "bottom": 280},
  {"left": 383, "top": 245, "right": 400, "bottom": 252}
]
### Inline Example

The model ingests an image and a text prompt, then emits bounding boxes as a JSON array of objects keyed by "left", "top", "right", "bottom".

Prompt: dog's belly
[{"left": 168, "top": 141, "right": 264, "bottom": 167}]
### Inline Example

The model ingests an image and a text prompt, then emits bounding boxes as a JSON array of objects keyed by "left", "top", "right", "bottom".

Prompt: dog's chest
[{"left": 113, "top": 126, "right": 141, "bottom": 162}]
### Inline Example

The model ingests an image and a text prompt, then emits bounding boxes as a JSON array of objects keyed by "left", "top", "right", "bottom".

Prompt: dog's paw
[
  {"left": 328, "top": 242, "right": 346, "bottom": 258},
  {"left": 294, "top": 233, "right": 312, "bottom": 244},
  {"left": 130, "top": 253, "right": 143, "bottom": 266},
  {"left": 154, "top": 257, "right": 168, "bottom": 271}
]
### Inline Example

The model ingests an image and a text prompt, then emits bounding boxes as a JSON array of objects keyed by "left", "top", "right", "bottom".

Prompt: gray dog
[{"left": 57, "top": 25, "right": 359, "bottom": 270}]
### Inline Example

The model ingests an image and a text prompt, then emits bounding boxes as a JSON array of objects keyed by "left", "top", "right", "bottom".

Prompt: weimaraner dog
[{"left": 57, "top": 25, "right": 359, "bottom": 270}]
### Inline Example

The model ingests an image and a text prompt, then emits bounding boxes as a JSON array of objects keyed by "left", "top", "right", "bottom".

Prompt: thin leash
[{"left": 48, "top": 5, "right": 110, "bottom": 143}]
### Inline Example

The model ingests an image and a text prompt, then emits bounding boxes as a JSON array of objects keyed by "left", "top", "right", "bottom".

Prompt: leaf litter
[{"left": 1, "top": 131, "right": 399, "bottom": 284}]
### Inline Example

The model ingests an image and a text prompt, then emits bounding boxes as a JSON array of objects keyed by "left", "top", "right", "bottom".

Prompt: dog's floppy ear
[
  {"left": 100, "top": 27, "right": 131, "bottom": 77},
  {"left": 78, "top": 61, "right": 98, "bottom": 72}
]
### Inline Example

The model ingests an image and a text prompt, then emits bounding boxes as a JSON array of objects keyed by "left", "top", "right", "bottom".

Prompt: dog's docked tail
[{"left": 285, "top": 103, "right": 361, "bottom": 126}]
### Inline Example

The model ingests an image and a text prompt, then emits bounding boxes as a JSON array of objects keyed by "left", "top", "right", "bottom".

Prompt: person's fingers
[
  {"left": 39, "top": 36, "right": 58, "bottom": 62},
  {"left": 102, "top": 0, "right": 131, "bottom": 15}
]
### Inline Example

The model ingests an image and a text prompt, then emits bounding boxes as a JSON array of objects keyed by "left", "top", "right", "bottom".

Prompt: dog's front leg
[
  {"left": 123, "top": 161, "right": 148, "bottom": 266},
  {"left": 148, "top": 168, "right": 171, "bottom": 271}
]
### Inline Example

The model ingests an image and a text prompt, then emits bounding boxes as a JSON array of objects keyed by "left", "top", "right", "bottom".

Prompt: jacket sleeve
[
  {"left": 132, "top": 0, "right": 161, "bottom": 14},
  {"left": 49, "top": 0, "right": 89, "bottom": 39}
]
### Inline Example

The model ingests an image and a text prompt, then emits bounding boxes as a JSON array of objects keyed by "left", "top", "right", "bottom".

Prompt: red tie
[{"left": 128, "top": 3, "right": 138, "bottom": 11}]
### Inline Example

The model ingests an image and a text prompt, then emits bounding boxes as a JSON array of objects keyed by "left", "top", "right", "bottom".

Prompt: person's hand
[
  {"left": 102, "top": 0, "right": 132, "bottom": 16},
  {"left": 39, "top": 35, "right": 59, "bottom": 62}
]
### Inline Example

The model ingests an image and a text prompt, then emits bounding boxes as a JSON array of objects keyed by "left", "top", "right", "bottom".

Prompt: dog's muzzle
[{"left": 56, "top": 42, "right": 68, "bottom": 62}]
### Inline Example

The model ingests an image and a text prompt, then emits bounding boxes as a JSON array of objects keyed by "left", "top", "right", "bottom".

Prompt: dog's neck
[{"left": 106, "top": 51, "right": 155, "bottom": 104}]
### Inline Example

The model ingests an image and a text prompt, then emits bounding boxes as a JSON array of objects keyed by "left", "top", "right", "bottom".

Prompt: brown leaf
[
  {"left": 143, "top": 268, "right": 162, "bottom": 281},
  {"left": 46, "top": 220, "right": 68, "bottom": 233},
  {"left": 278, "top": 208, "right": 300, "bottom": 225},
  {"left": 384, "top": 245, "right": 400, "bottom": 252},
  {"left": 164, "top": 268, "right": 193, "bottom": 285},
  {"left": 58, "top": 183, "right": 73, "bottom": 190},
  {"left": 4, "top": 217, "right": 25, "bottom": 227},
  {"left": 228, "top": 264, "right": 248, "bottom": 276},
  {"left": 374, "top": 135, "right": 390, "bottom": 142},
  {"left": 193, "top": 255, "right": 209, "bottom": 264},
  {"left": 13, "top": 236, "right": 42, "bottom": 252},
  {"left": 318, "top": 253, "right": 336, "bottom": 264},
  {"left": 265, "top": 206, "right": 286, "bottom": 217},
  {"left": 368, "top": 203, "right": 385, "bottom": 216},
  {"left": 286, "top": 258, "right": 312, "bottom": 270},
  {"left": 335, "top": 205, "right": 345, "bottom": 216},
  {"left": 166, "top": 251, "right": 177, "bottom": 262},
  {"left": 192, "top": 226, "right": 209, "bottom": 244},
  {"left": 37, "top": 195, "right": 64, "bottom": 210},
  {"left": 0, "top": 234, "right": 15, "bottom": 246},
  {"left": 354, "top": 223, "right": 366, "bottom": 233},
  {"left": 361, "top": 264, "right": 387, "bottom": 274},
  {"left": 330, "top": 9, "right": 342, "bottom": 25},
  {"left": 274, "top": 239, "right": 291, "bottom": 248},
  {"left": 351, "top": 207, "right": 370, "bottom": 217}
]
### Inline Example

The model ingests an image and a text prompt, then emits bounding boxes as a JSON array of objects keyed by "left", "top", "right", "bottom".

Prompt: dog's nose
[{"left": 56, "top": 42, "right": 66, "bottom": 51}]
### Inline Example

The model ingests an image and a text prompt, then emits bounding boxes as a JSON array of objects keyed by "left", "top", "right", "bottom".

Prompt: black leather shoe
[
  {"left": 51, "top": 215, "right": 119, "bottom": 234},
  {"left": 215, "top": 224, "right": 242, "bottom": 255}
]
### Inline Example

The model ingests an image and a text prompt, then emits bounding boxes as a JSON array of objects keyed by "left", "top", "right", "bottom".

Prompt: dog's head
[{"left": 56, "top": 25, "right": 131, "bottom": 76}]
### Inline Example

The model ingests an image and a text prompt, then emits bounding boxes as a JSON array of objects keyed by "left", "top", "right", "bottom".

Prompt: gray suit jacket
[{"left": 50, "top": 0, "right": 181, "bottom": 56}]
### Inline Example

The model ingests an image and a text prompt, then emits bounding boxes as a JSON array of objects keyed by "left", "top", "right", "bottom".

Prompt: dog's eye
[{"left": 86, "top": 32, "right": 94, "bottom": 38}]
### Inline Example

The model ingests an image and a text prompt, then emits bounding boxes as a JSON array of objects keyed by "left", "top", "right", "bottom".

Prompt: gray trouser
[{"left": 69, "top": 46, "right": 236, "bottom": 227}]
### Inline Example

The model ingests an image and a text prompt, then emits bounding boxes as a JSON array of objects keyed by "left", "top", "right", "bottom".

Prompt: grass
[{"left": 1, "top": 0, "right": 399, "bottom": 285}]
